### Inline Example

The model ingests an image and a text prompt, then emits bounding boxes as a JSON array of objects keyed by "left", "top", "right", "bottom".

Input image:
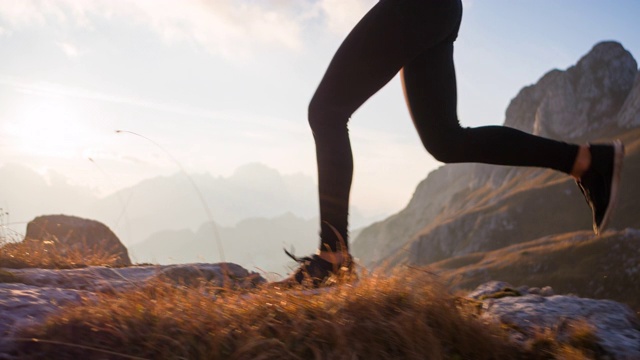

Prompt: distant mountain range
[
  {"left": 1, "top": 161, "right": 378, "bottom": 274},
  {"left": 0, "top": 163, "right": 307, "bottom": 241},
  {"left": 1, "top": 161, "right": 377, "bottom": 249},
  {"left": 128, "top": 212, "right": 326, "bottom": 275},
  {"left": 351, "top": 41, "right": 640, "bottom": 309}
]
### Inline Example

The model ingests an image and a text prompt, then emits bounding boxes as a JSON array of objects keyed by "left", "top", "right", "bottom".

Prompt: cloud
[
  {"left": 318, "top": 0, "right": 376, "bottom": 35},
  {"left": 120, "top": 0, "right": 305, "bottom": 58},
  {"left": 0, "top": 0, "right": 305, "bottom": 58},
  {"left": 0, "top": 0, "right": 382, "bottom": 57},
  {"left": 56, "top": 41, "right": 81, "bottom": 58}
]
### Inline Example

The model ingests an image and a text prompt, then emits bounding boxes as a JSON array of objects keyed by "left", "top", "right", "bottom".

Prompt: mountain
[
  {"left": 0, "top": 162, "right": 319, "bottom": 243},
  {"left": 128, "top": 212, "right": 320, "bottom": 275},
  {"left": 87, "top": 162, "right": 321, "bottom": 244},
  {"left": 1, "top": 161, "right": 379, "bottom": 247},
  {"left": 430, "top": 228, "right": 640, "bottom": 311},
  {"left": 352, "top": 41, "right": 640, "bottom": 271}
]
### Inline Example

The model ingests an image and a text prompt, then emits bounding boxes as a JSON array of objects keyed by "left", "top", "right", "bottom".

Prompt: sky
[{"left": 1, "top": 0, "right": 639, "bottom": 220}]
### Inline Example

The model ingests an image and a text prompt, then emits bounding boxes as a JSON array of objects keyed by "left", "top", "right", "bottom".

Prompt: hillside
[
  {"left": 430, "top": 229, "right": 640, "bottom": 312},
  {"left": 352, "top": 41, "right": 640, "bottom": 272}
]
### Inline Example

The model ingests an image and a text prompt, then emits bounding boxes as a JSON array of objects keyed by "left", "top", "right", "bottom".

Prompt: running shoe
[
  {"left": 575, "top": 140, "right": 625, "bottom": 235},
  {"left": 272, "top": 249, "right": 356, "bottom": 288}
]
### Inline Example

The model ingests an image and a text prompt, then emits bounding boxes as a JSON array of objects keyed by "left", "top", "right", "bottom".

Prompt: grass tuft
[{"left": 0, "top": 237, "right": 122, "bottom": 269}]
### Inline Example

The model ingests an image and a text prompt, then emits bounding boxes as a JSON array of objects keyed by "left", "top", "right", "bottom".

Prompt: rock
[
  {"left": 467, "top": 280, "right": 513, "bottom": 299},
  {"left": 540, "top": 286, "right": 554, "bottom": 297},
  {"left": 4, "top": 263, "right": 265, "bottom": 292},
  {"left": 159, "top": 262, "right": 266, "bottom": 287},
  {"left": 618, "top": 72, "right": 640, "bottom": 129},
  {"left": 505, "top": 41, "right": 638, "bottom": 141},
  {"left": 533, "top": 42, "right": 637, "bottom": 140},
  {"left": 0, "top": 263, "right": 266, "bottom": 358},
  {"left": 528, "top": 287, "right": 541, "bottom": 295},
  {"left": 0, "top": 283, "right": 94, "bottom": 357},
  {"left": 25, "top": 214, "right": 131, "bottom": 267},
  {"left": 470, "top": 281, "right": 640, "bottom": 359}
]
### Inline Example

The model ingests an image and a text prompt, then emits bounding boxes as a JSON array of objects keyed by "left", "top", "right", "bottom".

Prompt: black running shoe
[
  {"left": 575, "top": 140, "right": 624, "bottom": 235},
  {"left": 272, "top": 249, "right": 356, "bottom": 288}
]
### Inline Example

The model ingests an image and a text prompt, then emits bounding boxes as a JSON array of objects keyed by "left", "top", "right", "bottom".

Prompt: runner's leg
[
  {"left": 309, "top": 0, "right": 462, "bottom": 252},
  {"left": 401, "top": 42, "right": 579, "bottom": 173}
]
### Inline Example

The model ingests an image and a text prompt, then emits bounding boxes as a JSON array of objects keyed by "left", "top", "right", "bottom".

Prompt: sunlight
[{"left": 5, "top": 97, "right": 90, "bottom": 158}]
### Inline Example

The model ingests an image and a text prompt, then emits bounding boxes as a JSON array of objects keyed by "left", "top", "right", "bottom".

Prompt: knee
[
  {"left": 307, "top": 97, "right": 324, "bottom": 132},
  {"left": 425, "top": 142, "right": 457, "bottom": 163},
  {"left": 421, "top": 127, "right": 466, "bottom": 163},
  {"left": 308, "top": 96, "right": 349, "bottom": 135}
]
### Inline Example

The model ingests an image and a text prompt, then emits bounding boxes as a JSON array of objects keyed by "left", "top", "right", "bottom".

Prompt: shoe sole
[{"left": 596, "top": 139, "right": 625, "bottom": 235}]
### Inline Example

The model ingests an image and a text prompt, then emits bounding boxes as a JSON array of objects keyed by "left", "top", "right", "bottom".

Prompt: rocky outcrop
[
  {"left": 618, "top": 72, "right": 640, "bottom": 128},
  {"left": 352, "top": 41, "right": 640, "bottom": 269},
  {"left": 470, "top": 281, "right": 640, "bottom": 360},
  {"left": 25, "top": 215, "right": 131, "bottom": 267},
  {"left": 508, "top": 41, "right": 638, "bottom": 141},
  {"left": 0, "top": 263, "right": 265, "bottom": 357}
]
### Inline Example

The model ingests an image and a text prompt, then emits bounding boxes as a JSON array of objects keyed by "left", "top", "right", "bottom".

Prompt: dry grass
[
  {"left": 0, "top": 220, "right": 613, "bottom": 359},
  {"left": 14, "top": 270, "right": 539, "bottom": 360},
  {"left": 0, "top": 237, "right": 122, "bottom": 269},
  {"left": 0, "top": 239, "right": 610, "bottom": 360}
]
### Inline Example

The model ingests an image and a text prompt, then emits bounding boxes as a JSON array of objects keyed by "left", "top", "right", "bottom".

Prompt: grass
[
  {"left": 15, "top": 270, "right": 534, "bottom": 360},
  {"left": 0, "top": 237, "right": 122, "bottom": 269},
  {"left": 0, "top": 231, "right": 612, "bottom": 359}
]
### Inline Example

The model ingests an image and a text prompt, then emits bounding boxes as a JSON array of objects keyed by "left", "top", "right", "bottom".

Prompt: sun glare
[{"left": 5, "top": 97, "right": 90, "bottom": 158}]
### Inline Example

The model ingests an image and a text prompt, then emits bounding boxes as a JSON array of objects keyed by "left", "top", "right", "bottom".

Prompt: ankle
[{"left": 571, "top": 145, "right": 591, "bottom": 179}]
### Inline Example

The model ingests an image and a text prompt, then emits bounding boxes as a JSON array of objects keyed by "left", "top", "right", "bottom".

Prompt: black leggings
[{"left": 309, "top": 0, "right": 579, "bottom": 252}]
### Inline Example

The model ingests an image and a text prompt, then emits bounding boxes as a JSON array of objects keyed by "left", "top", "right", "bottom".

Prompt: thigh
[
  {"left": 401, "top": 41, "right": 461, "bottom": 139},
  {"left": 312, "top": 0, "right": 463, "bottom": 117}
]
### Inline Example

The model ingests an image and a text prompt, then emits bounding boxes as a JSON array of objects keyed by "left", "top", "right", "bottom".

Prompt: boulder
[
  {"left": 470, "top": 281, "right": 640, "bottom": 359},
  {"left": 25, "top": 215, "right": 131, "bottom": 267}
]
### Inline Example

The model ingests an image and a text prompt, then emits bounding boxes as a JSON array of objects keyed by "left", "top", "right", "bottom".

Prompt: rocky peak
[{"left": 505, "top": 41, "right": 637, "bottom": 141}]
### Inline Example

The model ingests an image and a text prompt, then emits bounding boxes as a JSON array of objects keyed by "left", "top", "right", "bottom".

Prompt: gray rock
[
  {"left": 4, "top": 263, "right": 265, "bottom": 292},
  {"left": 0, "top": 263, "right": 265, "bottom": 358},
  {"left": 0, "top": 283, "right": 94, "bottom": 358},
  {"left": 533, "top": 42, "right": 637, "bottom": 140},
  {"left": 540, "top": 286, "right": 554, "bottom": 297},
  {"left": 528, "top": 287, "right": 541, "bottom": 295},
  {"left": 467, "top": 280, "right": 513, "bottom": 299},
  {"left": 158, "top": 262, "right": 266, "bottom": 287},
  {"left": 470, "top": 281, "right": 640, "bottom": 359},
  {"left": 618, "top": 72, "right": 640, "bottom": 129}
]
